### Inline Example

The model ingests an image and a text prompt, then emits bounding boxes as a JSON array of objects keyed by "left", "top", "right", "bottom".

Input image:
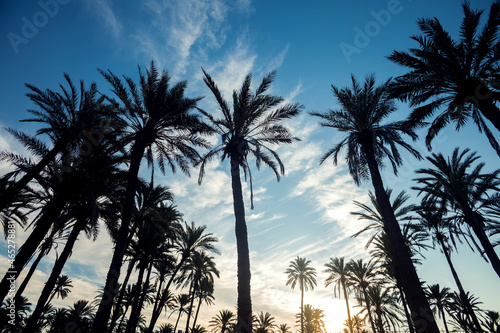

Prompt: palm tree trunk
[
  {"left": 92, "top": 142, "right": 145, "bottom": 333},
  {"left": 185, "top": 278, "right": 198, "bottom": 333},
  {"left": 192, "top": 293, "right": 203, "bottom": 330},
  {"left": 126, "top": 259, "right": 154, "bottom": 333},
  {"left": 438, "top": 238, "right": 483, "bottom": 332},
  {"left": 342, "top": 282, "right": 353, "bottom": 333},
  {"left": 124, "top": 260, "right": 146, "bottom": 333},
  {"left": 300, "top": 280, "right": 304, "bottom": 333},
  {"left": 440, "top": 307, "right": 450, "bottom": 333},
  {"left": 22, "top": 216, "right": 85, "bottom": 333},
  {"left": 361, "top": 142, "right": 440, "bottom": 333},
  {"left": 109, "top": 257, "right": 137, "bottom": 331},
  {"left": 174, "top": 307, "right": 183, "bottom": 333},
  {"left": 363, "top": 288, "right": 378, "bottom": 333},
  {"left": 0, "top": 192, "right": 67, "bottom": 303},
  {"left": 147, "top": 256, "right": 187, "bottom": 333},
  {"left": 230, "top": 155, "right": 252, "bottom": 333},
  {"left": 151, "top": 276, "right": 165, "bottom": 321},
  {"left": 398, "top": 284, "right": 415, "bottom": 333},
  {"left": 14, "top": 239, "right": 50, "bottom": 300},
  {"left": 466, "top": 211, "right": 500, "bottom": 278}
]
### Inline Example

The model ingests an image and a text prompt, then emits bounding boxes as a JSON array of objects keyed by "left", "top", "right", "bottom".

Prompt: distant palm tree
[
  {"left": 413, "top": 147, "right": 500, "bottom": 278},
  {"left": 191, "top": 325, "right": 208, "bottom": 333},
  {"left": 295, "top": 304, "right": 326, "bottom": 333},
  {"left": 447, "top": 291, "right": 484, "bottom": 333},
  {"left": 171, "top": 293, "right": 191, "bottom": 333},
  {"left": 148, "top": 222, "right": 219, "bottom": 332},
  {"left": 413, "top": 201, "right": 483, "bottom": 332},
  {"left": 285, "top": 256, "right": 317, "bottom": 333},
  {"left": 209, "top": 309, "right": 236, "bottom": 333},
  {"left": 310, "top": 74, "right": 438, "bottom": 333},
  {"left": 347, "top": 259, "right": 379, "bottom": 333},
  {"left": 388, "top": 1, "right": 500, "bottom": 156},
  {"left": 254, "top": 311, "right": 276, "bottom": 333},
  {"left": 425, "top": 284, "right": 453, "bottom": 333},
  {"left": 192, "top": 276, "right": 216, "bottom": 330},
  {"left": 156, "top": 323, "right": 175, "bottom": 333},
  {"left": 92, "top": 61, "right": 209, "bottom": 333},
  {"left": 276, "top": 324, "right": 292, "bottom": 333},
  {"left": 47, "top": 275, "right": 73, "bottom": 305},
  {"left": 324, "top": 257, "right": 353, "bottom": 333},
  {"left": 198, "top": 69, "right": 303, "bottom": 333},
  {"left": 361, "top": 285, "right": 402, "bottom": 333}
]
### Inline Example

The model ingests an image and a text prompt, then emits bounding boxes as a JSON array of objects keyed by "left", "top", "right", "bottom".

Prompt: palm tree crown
[{"left": 388, "top": 1, "right": 500, "bottom": 156}]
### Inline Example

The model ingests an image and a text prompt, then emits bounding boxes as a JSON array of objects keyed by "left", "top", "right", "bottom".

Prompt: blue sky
[{"left": 1, "top": 0, "right": 499, "bottom": 332}]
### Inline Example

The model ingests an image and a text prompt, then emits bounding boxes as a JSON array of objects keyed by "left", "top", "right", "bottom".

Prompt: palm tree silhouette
[
  {"left": 413, "top": 147, "right": 500, "bottom": 278},
  {"left": 388, "top": 1, "right": 500, "bottom": 156},
  {"left": 324, "top": 257, "right": 354, "bottom": 333},
  {"left": 197, "top": 68, "right": 303, "bottom": 333},
  {"left": 310, "top": 74, "right": 439, "bottom": 333},
  {"left": 92, "top": 61, "right": 209, "bottom": 333},
  {"left": 285, "top": 256, "right": 317, "bottom": 333},
  {"left": 254, "top": 311, "right": 276, "bottom": 333},
  {"left": 425, "top": 284, "right": 453, "bottom": 333},
  {"left": 209, "top": 309, "right": 236, "bottom": 333}
]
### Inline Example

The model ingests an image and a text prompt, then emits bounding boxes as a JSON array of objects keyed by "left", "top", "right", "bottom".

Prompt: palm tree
[
  {"left": 387, "top": 1, "right": 500, "bottom": 156},
  {"left": 192, "top": 276, "right": 216, "bottom": 330},
  {"left": 147, "top": 222, "right": 219, "bottom": 332},
  {"left": 324, "top": 257, "right": 354, "bottom": 333},
  {"left": 254, "top": 311, "right": 276, "bottom": 333},
  {"left": 347, "top": 259, "right": 379, "bottom": 333},
  {"left": 425, "top": 284, "right": 453, "bottom": 333},
  {"left": 182, "top": 252, "right": 219, "bottom": 333},
  {"left": 310, "top": 74, "right": 439, "bottom": 333},
  {"left": 447, "top": 291, "right": 484, "bottom": 333},
  {"left": 0, "top": 75, "right": 116, "bottom": 304},
  {"left": 197, "top": 68, "right": 303, "bottom": 333},
  {"left": 172, "top": 294, "right": 191, "bottom": 333},
  {"left": 285, "top": 256, "right": 317, "bottom": 333},
  {"left": 47, "top": 275, "right": 73, "bottom": 305},
  {"left": 295, "top": 305, "right": 326, "bottom": 333},
  {"left": 413, "top": 201, "right": 483, "bottom": 332},
  {"left": 92, "top": 61, "right": 210, "bottom": 333},
  {"left": 66, "top": 300, "right": 95, "bottom": 333},
  {"left": 361, "top": 285, "right": 402, "bottom": 333},
  {"left": 276, "top": 324, "right": 291, "bottom": 333},
  {"left": 413, "top": 147, "right": 500, "bottom": 278},
  {"left": 209, "top": 309, "right": 236, "bottom": 333}
]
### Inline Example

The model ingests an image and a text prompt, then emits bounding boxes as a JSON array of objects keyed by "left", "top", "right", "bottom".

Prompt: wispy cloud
[{"left": 84, "top": 0, "right": 123, "bottom": 38}]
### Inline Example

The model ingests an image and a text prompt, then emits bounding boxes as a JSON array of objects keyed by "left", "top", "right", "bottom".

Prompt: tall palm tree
[
  {"left": 209, "top": 309, "right": 236, "bottom": 333},
  {"left": 92, "top": 61, "right": 210, "bottom": 333},
  {"left": 324, "top": 257, "right": 354, "bottom": 333},
  {"left": 361, "top": 285, "right": 403, "bottom": 333},
  {"left": 254, "top": 311, "right": 276, "bottom": 333},
  {"left": 0, "top": 75, "right": 116, "bottom": 304},
  {"left": 347, "top": 259, "right": 379, "bottom": 333},
  {"left": 425, "top": 284, "right": 453, "bottom": 333},
  {"left": 182, "top": 252, "right": 220, "bottom": 333},
  {"left": 147, "top": 222, "right": 219, "bottom": 332},
  {"left": 285, "top": 256, "right": 317, "bottom": 333},
  {"left": 310, "top": 74, "right": 439, "bottom": 333},
  {"left": 387, "top": 1, "right": 500, "bottom": 156},
  {"left": 197, "top": 68, "right": 303, "bottom": 333},
  {"left": 192, "top": 276, "right": 216, "bottom": 330},
  {"left": 413, "top": 201, "right": 483, "bottom": 332},
  {"left": 169, "top": 294, "right": 191, "bottom": 333},
  {"left": 413, "top": 147, "right": 500, "bottom": 278}
]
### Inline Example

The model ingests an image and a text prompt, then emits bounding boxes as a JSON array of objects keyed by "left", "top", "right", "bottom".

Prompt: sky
[{"left": 1, "top": 0, "right": 500, "bottom": 332}]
